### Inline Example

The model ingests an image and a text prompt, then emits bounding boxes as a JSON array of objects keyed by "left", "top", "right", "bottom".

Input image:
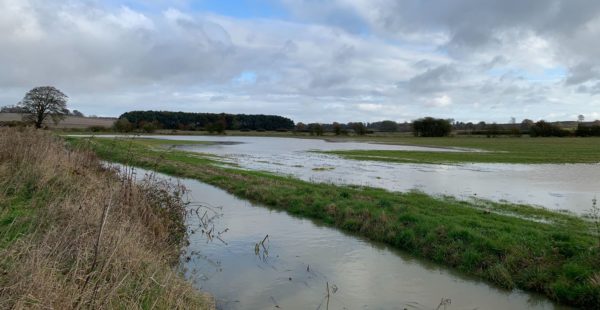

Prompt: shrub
[{"left": 113, "top": 118, "right": 133, "bottom": 132}]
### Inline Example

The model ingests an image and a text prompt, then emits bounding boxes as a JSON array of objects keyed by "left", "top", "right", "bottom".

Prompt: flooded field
[
  {"left": 129, "top": 135, "right": 600, "bottom": 214},
  {"left": 140, "top": 168, "right": 569, "bottom": 310}
]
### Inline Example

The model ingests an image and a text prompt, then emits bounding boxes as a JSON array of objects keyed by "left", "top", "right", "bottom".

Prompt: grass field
[
  {"left": 322, "top": 136, "right": 600, "bottom": 164},
  {"left": 68, "top": 136, "right": 600, "bottom": 308}
]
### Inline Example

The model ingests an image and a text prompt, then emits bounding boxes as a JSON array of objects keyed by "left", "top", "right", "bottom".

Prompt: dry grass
[{"left": 0, "top": 128, "right": 211, "bottom": 309}]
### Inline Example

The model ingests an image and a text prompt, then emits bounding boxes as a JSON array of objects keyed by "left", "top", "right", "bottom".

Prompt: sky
[{"left": 1, "top": 0, "right": 600, "bottom": 123}]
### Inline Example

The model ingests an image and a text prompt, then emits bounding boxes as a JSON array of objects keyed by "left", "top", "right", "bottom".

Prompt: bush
[
  {"left": 113, "top": 118, "right": 133, "bottom": 132},
  {"left": 140, "top": 121, "right": 159, "bottom": 133}
]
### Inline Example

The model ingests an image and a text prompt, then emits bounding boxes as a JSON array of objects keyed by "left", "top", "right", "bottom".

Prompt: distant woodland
[{"left": 118, "top": 111, "right": 295, "bottom": 132}]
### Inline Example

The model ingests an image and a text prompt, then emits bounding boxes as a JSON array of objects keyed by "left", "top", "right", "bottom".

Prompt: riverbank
[
  {"left": 0, "top": 129, "right": 212, "bottom": 309},
  {"left": 69, "top": 136, "right": 600, "bottom": 308}
]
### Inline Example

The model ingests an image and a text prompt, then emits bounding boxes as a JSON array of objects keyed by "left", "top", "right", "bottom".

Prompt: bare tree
[
  {"left": 18, "top": 86, "right": 69, "bottom": 128},
  {"left": 578, "top": 114, "right": 585, "bottom": 123}
]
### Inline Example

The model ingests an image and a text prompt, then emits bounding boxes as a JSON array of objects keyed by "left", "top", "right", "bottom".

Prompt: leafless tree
[{"left": 18, "top": 86, "right": 69, "bottom": 128}]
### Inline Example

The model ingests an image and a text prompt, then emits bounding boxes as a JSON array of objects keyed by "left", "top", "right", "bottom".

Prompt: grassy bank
[
  {"left": 0, "top": 129, "right": 212, "bottom": 309},
  {"left": 69, "top": 136, "right": 600, "bottom": 308},
  {"left": 323, "top": 136, "right": 600, "bottom": 164}
]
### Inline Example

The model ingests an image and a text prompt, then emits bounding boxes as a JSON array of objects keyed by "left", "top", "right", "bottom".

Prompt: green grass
[
  {"left": 0, "top": 186, "right": 37, "bottom": 249},
  {"left": 0, "top": 168, "right": 60, "bottom": 249},
  {"left": 322, "top": 136, "right": 600, "bottom": 164},
  {"left": 68, "top": 136, "right": 600, "bottom": 308}
]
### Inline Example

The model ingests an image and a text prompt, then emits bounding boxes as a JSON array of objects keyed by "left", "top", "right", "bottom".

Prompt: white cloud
[
  {"left": 426, "top": 95, "right": 453, "bottom": 108},
  {"left": 0, "top": 0, "right": 600, "bottom": 122}
]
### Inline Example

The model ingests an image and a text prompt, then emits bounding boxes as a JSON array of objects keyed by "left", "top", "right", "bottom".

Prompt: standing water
[
  {"left": 133, "top": 171, "right": 569, "bottom": 310},
  {"left": 123, "top": 135, "right": 600, "bottom": 214}
]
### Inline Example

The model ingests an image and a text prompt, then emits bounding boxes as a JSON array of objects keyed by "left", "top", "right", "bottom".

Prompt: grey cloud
[
  {"left": 285, "top": 1, "right": 600, "bottom": 85},
  {"left": 400, "top": 64, "right": 459, "bottom": 94},
  {"left": 309, "top": 71, "right": 349, "bottom": 89},
  {"left": 565, "top": 63, "right": 600, "bottom": 85},
  {"left": 1, "top": 0, "right": 600, "bottom": 123},
  {"left": 576, "top": 82, "right": 600, "bottom": 95}
]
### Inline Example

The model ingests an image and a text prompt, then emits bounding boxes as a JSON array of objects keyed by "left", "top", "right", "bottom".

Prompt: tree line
[
  {"left": 293, "top": 117, "right": 600, "bottom": 138},
  {"left": 1, "top": 105, "right": 85, "bottom": 117},
  {"left": 4, "top": 86, "right": 600, "bottom": 137},
  {"left": 116, "top": 111, "right": 295, "bottom": 133}
]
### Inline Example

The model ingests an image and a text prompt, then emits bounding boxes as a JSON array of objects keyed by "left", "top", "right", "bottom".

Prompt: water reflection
[
  {"left": 91, "top": 135, "right": 600, "bottom": 213},
  {"left": 168, "top": 135, "right": 599, "bottom": 214},
  {"left": 179, "top": 176, "right": 569, "bottom": 310}
]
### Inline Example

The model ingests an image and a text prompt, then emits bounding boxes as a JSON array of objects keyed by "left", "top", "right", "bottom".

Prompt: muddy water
[
  {"left": 129, "top": 170, "right": 568, "bottom": 310},
  {"left": 138, "top": 135, "right": 599, "bottom": 214}
]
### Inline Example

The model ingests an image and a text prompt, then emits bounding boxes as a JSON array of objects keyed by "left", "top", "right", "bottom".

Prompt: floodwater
[
  {"left": 123, "top": 167, "right": 568, "bottom": 310},
  {"left": 131, "top": 135, "right": 599, "bottom": 214}
]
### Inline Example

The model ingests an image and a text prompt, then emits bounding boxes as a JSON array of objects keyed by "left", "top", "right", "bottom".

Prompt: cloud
[
  {"left": 402, "top": 64, "right": 459, "bottom": 94},
  {"left": 425, "top": 95, "right": 453, "bottom": 108},
  {"left": 0, "top": 0, "right": 599, "bottom": 123}
]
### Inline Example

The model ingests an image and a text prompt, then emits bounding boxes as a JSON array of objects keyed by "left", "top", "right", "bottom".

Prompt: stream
[{"left": 125, "top": 166, "right": 571, "bottom": 309}]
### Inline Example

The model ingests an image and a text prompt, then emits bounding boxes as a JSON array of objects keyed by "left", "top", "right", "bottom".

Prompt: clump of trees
[
  {"left": 412, "top": 117, "right": 452, "bottom": 137},
  {"left": 529, "top": 121, "right": 570, "bottom": 137},
  {"left": 350, "top": 122, "right": 368, "bottom": 135},
  {"left": 332, "top": 122, "right": 349, "bottom": 135},
  {"left": 71, "top": 110, "right": 84, "bottom": 117},
  {"left": 113, "top": 118, "right": 133, "bottom": 132},
  {"left": 120, "top": 111, "right": 294, "bottom": 132},
  {"left": 575, "top": 123, "right": 600, "bottom": 137},
  {"left": 377, "top": 120, "right": 399, "bottom": 132},
  {"left": 306, "top": 123, "right": 323, "bottom": 136}
]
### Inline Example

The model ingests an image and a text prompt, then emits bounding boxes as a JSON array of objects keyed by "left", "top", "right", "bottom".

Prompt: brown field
[{"left": 0, "top": 113, "right": 116, "bottom": 128}]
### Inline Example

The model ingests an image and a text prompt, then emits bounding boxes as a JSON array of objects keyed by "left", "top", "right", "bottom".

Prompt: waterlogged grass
[
  {"left": 68, "top": 136, "right": 600, "bottom": 308},
  {"left": 323, "top": 136, "right": 600, "bottom": 164}
]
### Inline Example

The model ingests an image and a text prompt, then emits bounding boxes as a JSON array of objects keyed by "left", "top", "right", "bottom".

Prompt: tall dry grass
[{"left": 0, "top": 128, "right": 211, "bottom": 309}]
